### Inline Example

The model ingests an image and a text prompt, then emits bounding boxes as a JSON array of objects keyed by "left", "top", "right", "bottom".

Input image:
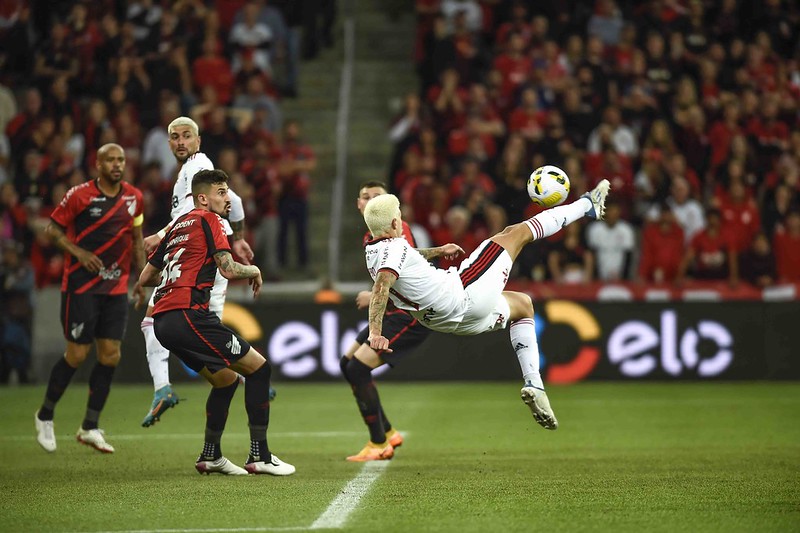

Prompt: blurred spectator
[
  {"left": 638, "top": 205, "right": 685, "bottom": 284},
  {"left": 141, "top": 97, "right": 180, "bottom": 182},
  {"left": 229, "top": 1, "right": 275, "bottom": 74},
  {"left": 587, "top": 0, "right": 624, "bottom": 47},
  {"left": 430, "top": 205, "right": 481, "bottom": 270},
  {"left": 548, "top": 223, "right": 594, "bottom": 284},
  {"left": 587, "top": 105, "right": 638, "bottom": 158},
  {"left": 193, "top": 38, "right": 235, "bottom": 105},
  {"left": 586, "top": 199, "right": 635, "bottom": 281},
  {"left": 738, "top": 232, "right": 776, "bottom": 288},
  {"left": 773, "top": 210, "right": 800, "bottom": 282},
  {"left": 717, "top": 179, "right": 761, "bottom": 253},
  {"left": 277, "top": 119, "right": 315, "bottom": 273},
  {"left": 648, "top": 176, "right": 705, "bottom": 244},
  {"left": 762, "top": 183, "right": 798, "bottom": 237},
  {"left": 0, "top": 239, "right": 33, "bottom": 384},
  {"left": 677, "top": 208, "right": 737, "bottom": 285}
]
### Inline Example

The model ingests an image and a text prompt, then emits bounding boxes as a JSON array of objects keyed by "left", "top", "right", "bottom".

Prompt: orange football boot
[
  {"left": 346, "top": 441, "right": 394, "bottom": 462},
  {"left": 386, "top": 429, "right": 404, "bottom": 448}
]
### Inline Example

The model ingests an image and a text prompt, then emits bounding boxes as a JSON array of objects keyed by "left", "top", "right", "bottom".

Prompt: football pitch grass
[{"left": 1, "top": 382, "right": 798, "bottom": 532}]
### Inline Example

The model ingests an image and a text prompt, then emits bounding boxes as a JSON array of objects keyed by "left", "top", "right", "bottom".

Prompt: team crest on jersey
[
  {"left": 71, "top": 322, "right": 85, "bottom": 340},
  {"left": 126, "top": 199, "right": 137, "bottom": 216}
]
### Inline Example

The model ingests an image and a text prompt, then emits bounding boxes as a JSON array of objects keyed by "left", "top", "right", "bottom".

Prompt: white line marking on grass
[
  {"left": 309, "top": 461, "right": 390, "bottom": 530},
  {"left": 91, "top": 526, "right": 308, "bottom": 533}
]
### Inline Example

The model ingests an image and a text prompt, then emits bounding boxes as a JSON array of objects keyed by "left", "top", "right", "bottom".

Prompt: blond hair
[
  {"left": 168, "top": 116, "right": 200, "bottom": 136},
  {"left": 364, "top": 194, "right": 400, "bottom": 236}
]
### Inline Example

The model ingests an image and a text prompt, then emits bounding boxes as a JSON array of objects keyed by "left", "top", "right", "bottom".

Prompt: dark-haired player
[
  {"left": 139, "top": 169, "right": 294, "bottom": 476},
  {"left": 35, "top": 143, "right": 146, "bottom": 453},
  {"left": 340, "top": 181, "right": 431, "bottom": 461}
]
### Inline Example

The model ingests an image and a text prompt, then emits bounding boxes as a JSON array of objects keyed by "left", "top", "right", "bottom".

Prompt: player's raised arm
[
  {"left": 367, "top": 270, "right": 398, "bottom": 352},
  {"left": 416, "top": 243, "right": 465, "bottom": 261}
]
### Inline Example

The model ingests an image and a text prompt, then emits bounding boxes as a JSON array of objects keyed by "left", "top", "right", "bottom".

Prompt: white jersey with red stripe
[
  {"left": 170, "top": 152, "right": 244, "bottom": 236},
  {"left": 365, "top": 237, "right": 513, "bottom": 335},
  {"left": 365, "top": 236, "right": 465, "bottom": 332}
]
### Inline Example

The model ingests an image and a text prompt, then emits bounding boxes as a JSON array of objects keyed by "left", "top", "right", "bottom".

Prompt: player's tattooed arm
[
  {"left": 416, "top": 243, "right": 465, "bottom": 261},
  {"left": 214, "top": 251, "right": 257, "bottom": 280},
  {"left": 45, "top": 221, "right": 104, "bottom": 273},
  {"left": 367, "top": 271, "right": 397, "bottom": 352}
]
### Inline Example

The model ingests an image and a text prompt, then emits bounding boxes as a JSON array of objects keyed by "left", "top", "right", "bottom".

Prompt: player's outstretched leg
[
  {"left": 142, "top": 383, "right": 180, "bottom": 427},
  {"left": 141, "top": 316, "right": 180, "bottom": 427}
]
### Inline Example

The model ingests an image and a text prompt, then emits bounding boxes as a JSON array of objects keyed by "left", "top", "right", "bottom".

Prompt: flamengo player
[
  {"left": 35, "top": 143, "right": 146, "bottom": 453},
  {"left": 364, "top": 180, "right": 611, "bottom": 431},
  {"left": 139, "top": 169, "right": 294, "bottom": 475},
  {"left": 138, "top": 116, "right": 258, "bottom": 427},
  {"left": 340, "top": 181, "right": 431, "bottom": 461}
]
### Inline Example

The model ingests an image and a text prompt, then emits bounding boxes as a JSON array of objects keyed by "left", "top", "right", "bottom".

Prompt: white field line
[
  {"left": 92, "top": 528, "right": 307, "bottom": 533},
  {"left": 309, "top": 461, "right": 390, "bottom": 530}
]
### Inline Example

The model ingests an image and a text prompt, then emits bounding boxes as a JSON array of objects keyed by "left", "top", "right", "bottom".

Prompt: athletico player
[
  {"left": 364, "top": 180, "right": 611, "bottom": 432},
  {"left": 138, "top": 116, "right": 267, "bottom": 427},
  {"left": 340, "top": 181, "right": 431, "bottom": 462},
  {"left": 139, "top": 169, "right": 294, "bottom": 476},
  {"left": 35, "top": 143, "right": 146, "bottom": 454}
]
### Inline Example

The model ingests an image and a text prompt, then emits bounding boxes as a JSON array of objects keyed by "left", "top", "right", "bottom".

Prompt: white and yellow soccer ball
[{"left": 527, "top": 165, "right": 570, "bottom": 208}]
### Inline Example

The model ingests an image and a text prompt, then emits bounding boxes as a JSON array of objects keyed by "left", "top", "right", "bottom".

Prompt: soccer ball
[{"left": 527, "top": 165, "right": 570, "bottom": 208}]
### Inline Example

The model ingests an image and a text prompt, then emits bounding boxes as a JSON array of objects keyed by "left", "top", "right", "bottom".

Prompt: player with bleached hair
[
  {"left": 363, "top": 180, "right": 610, "bottom": 430},
  {"left": 137, "top": 116, "right": 266, "bottom": 427}
]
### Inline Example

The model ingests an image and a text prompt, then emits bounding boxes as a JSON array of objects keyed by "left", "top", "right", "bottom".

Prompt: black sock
[
  {"left": 82, "top": 363, "right": 116, "bottom": 430},
  {"left": 342, "top": 357, "right": 393, "bottom": 435},
  {"left": 245, "top": 362, "right": 272, "bottom": 463},
  {"left": 199, "top": 379, "right": 239, "bottom": 461},
  {"left": 345, "top": 358, "right": 386, "bottom": 444},
  {"left": 38, "top": 357, "right": 78, "bottom": 421}
]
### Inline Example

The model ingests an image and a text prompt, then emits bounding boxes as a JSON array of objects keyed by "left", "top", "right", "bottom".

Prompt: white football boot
[
  {"left": 76, "top": 427, "right": 115, "bottom": 453},
  {"left": 521, "top": 383, "right": 559, "bottom": 430},
  {"left": 35, "top": 411, "right": 56, "bottom": 452},
  {"left": 244, "top": 454, "right": 296, "bottom": 476},
  {"left": 582, "top": 178, "right": 611, "bottom": 220},
  {"left": 195, "top": 456, "right": 249, "bottom": 475}
]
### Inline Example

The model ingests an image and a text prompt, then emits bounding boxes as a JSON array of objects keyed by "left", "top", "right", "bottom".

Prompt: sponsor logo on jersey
[
  {"left": 90, "top": 196, "right": 106, "bottom": 202},
  {"left": 98, "top": 262, "right": 122, "bottom": 280},
  {"left": 167, "top": 234, "right": 189, "bottom": 247},
  {"left": 172, "top": 219, "right": 196, "bottom": 230}
]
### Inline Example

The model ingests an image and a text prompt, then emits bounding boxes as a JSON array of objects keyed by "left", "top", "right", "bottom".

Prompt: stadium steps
[{"left": 276, "top": 1, "right": 417, "bottom": 284}]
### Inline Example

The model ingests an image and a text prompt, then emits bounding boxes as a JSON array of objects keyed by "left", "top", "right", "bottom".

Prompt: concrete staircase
[{"left": 278, "top": 0, "right": 417, "bottom": 284}]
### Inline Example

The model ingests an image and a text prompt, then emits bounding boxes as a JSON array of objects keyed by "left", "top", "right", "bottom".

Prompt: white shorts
[
  {"left": 452, "top": 240, "right": 512, "bottom": 336},
  {"left": 148, "top": 269, "right": 228, "bottom": 319}
]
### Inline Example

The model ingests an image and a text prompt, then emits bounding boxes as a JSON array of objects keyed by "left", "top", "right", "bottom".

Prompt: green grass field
[{"left": 2, "top": 382, "right": 798, "bottom": 532}]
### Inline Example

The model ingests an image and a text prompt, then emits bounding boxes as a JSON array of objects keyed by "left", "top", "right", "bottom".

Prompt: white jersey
[
  {"left": 366, "top": 237, "right": 466, "bottom": 332},
  {"left": 170, "top": 151, "right": 244, "bottom": 236}
]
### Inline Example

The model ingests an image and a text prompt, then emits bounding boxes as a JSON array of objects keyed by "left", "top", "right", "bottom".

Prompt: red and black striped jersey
[
  {"left": 361, "top": 220, "right": 417, "bottom": 248},
  {"left": 149, "top": 208, "right": 231, "bottom": 315},
  {"left": 51, "top": 180, "right": 144, "bottom": 295}
]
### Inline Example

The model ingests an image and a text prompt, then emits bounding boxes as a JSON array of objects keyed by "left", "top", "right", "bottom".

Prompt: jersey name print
[
  {"left": 51, "top": 179, "right": 144, "bottom": 294},
  {"left": 150, "top": 208, "right": 231, "bottom": 315}
]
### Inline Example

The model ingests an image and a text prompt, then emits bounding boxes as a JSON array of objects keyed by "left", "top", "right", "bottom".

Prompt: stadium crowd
[
  {"left": 390, "top": 0, "right": 800, "bottom": 287},
  {"left": 0, "top": 0, "right": 331, "bottom": 291}
]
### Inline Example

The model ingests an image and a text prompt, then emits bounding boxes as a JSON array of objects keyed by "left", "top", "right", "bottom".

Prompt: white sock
[
  {"left": 524, "top": 197, "right": 591, "bottom": 240},
  {"left": 510, "top": 318, "right": 544, "bottom": 389},
  {"left": 141, "top": 317, "right": 171, "bottom": 391}
]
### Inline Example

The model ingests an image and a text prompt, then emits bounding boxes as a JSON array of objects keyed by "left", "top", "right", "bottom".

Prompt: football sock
[
  {"left": 201, "top": 379, "right": 239, "bottom": 461},
  {"left": 82, "top": 362, "right": 116, "bottom": 430},
  {"left": 524, "top": 197, "right": 591, "bottom": 240},
  {"left": 345, "top": 358, "right": 387, "bottom": 444},
  {"left": 341, "top": 356, "right": 394, "bottom": 435},
  {"left": 245, "top": 362, "right": 271, "bottom": 463},
  {"left": 141, "top": 317, "right": 171, "bottom": 391},
  {"left": 38, "top": 357, "right": 78, "bottom": 421},
  {"left": 510, "top": 318, "right": 544, "bottom": 389}
]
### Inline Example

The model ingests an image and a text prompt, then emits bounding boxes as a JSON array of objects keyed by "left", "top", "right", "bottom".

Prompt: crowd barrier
[{"left": 33, "top": 293, "right": 798, "bottom": 383}]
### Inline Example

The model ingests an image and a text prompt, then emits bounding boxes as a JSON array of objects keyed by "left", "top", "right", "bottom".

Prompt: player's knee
[
  {"left": 339, "top": 356, "right": 351, "bottom": 381},
  {"left": 249, "top": 360, "right": 272, "bottom": 383},
  {"left": 98, "top": 350, "right": 121, "bottom": 367},
  {"left": 345, "top": 357, "right": 372, "bottom": 383}
]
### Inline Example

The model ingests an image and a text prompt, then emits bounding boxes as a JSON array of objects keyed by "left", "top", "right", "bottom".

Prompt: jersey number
[
  {"left": 172, "top": 195, "right": 179, "bottom": 209},
  {"left": 156, "top": 248, "right": 185, "bottom": 291}
]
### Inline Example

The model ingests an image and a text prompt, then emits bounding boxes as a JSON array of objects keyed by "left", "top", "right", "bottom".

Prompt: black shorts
[
  {"left": 153, "top": 308, "right": 251, "bottom": 374},
  {"left": 355, "top": 309, "right": 431, "bottom": 366},
  {"left": 60, "top": 292, "right": 129, "bottom": 344}
]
